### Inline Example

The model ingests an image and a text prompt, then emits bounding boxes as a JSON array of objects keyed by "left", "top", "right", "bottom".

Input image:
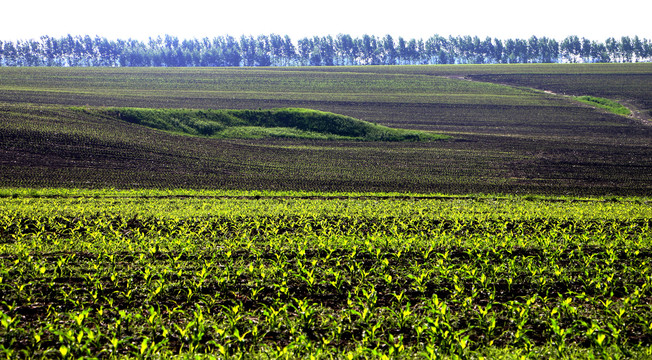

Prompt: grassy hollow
[{"left": 78, "top": 106, "right": 448, "bottom": 141}]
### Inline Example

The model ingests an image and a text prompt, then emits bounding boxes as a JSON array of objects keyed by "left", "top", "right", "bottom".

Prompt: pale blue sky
[{"left": 2, "top": 0, "right": 651, "bottom": 42}]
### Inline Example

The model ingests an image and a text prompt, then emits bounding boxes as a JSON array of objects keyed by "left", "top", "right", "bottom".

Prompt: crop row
[{"left": 1, "top": 195, "right": 651, "bottom": 358}]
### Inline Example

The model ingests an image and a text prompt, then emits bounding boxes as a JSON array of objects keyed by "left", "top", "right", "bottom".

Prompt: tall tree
[
  {"left": 620, "top": 36, "right": 633, "bottom": 62},
  {"left": 361, "top": 35, "right": 380, "bottom": 65},
  {"left": 514, "top": 39, "right": 528, "bottom": 63},
  {"left": 382, "top": 34, "right": 397, "bottom": 65},
  {"left": 590, "top": 41, "right": 609, "bottom": 63},
  {"left": 479, "top": 37, "right": 495, "bottom": 63},
  {"left": 561, "top": 35, "right": 581, "bottom": 62},
  {"left": 3, "top": 41, "right": 18, "bottom": 66},
  {"left": 240, "top": 35, "right": 256, "bottom": 66},
  {"left": 255, "top": 35, "right": 271, "bottom": 66},
  {"left": 528, "top": 36, "right": 540, "bottom": 63},
  {"left": 406, "top": 38, "right": 418, "bottom": 64},
  {"left": 222, "top": 36, "right": 241, "bottom": 67},
  {"left": 504, "top": 38, "right": 516, "bottom": 63},
  {"left": 581, "top": 37, "right": 592, "bottom": 62},
  {"left": 396, "top": 37, "right": 407, "bottom": 64},
  {"left": 268, "top": 34, "right": 284, "bottom": 66},
  {"left": 334, "top": 34, "right": 352, "bottom": 65},
  {"left": 632, "top": 35, "right": 644, "bottom": 61},
  {"left": 605, "top": 37, "right": 619, "bottom": 62},
  {"left": 319, "top": 35, "right": 335, "bottom": 66},
  {"left": 538, "top": 37, "right": 557, "bottom": 63},
  {"left": 493, "top": 38, "right": 504, "bottom": 63},
  {"left": 643, "top": 39, "right": 652, "bottom": 61},
  {"left": 164, "top": 34, "right": 179, "bottom": 50},
  {"left": 309, "top": 37, "right": 322, "bottom": 66},
  {"left": 297, "top": 38, "right": 312, "bottom": 66},
  {"left": 0, "top": 40, "right": 5, "bottom": 66},
  {"left": 282, "top": 35, "right": 296, "bottom": 66}
]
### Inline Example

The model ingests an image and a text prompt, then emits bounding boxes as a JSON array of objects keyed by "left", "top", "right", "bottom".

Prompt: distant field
[
  {"left": 0, "top": 64, "right": 650, "bottom": 195},
  {"left": 265, "top": 63, "right": 652, "bottom": 119}
]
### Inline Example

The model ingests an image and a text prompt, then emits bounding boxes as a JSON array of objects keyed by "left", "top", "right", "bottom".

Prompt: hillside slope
[{"left": 0, "top": 65, "right": 650, "bottom": 195}]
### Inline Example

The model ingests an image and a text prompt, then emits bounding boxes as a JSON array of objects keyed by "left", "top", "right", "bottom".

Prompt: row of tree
[{"left": 1, "top": 34, "right": 651, "bottom": 67}]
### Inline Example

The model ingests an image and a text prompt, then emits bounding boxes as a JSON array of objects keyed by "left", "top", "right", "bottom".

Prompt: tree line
[{"left": 1, "top": 34, "right": 651, "bottom": 67}]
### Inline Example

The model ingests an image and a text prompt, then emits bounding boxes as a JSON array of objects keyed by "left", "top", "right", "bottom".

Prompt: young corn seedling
[
  {"left": 583, "top": 320, "right": 610, "bottom": 356},
  {"left": 389, "top": 302, "right": 414, "bottom": 330},
  {"left": 325, "top": 268, "right": 345, "bottom": 292},
  {"left": 407, "top": 268, "right": 431, "bottom": 293},
  {"left": 548, "top": 315, "right": 572, "bottom": 358},
  {"left": 0, "top": 310, "right": 20, "bottom": 342},
  {"left": 223, "top": 303, "right": 245, "bottom": 329},
  {"left": 506, "top": 299, "right": 533, "bottom": 348},
  {"left": 292, "top": 299, "right": 319, "bottom": 331},
  {"left": 297, "top": 261, "right": 317, "bottom": 290},
  {"left": 384, "top": 334, "right": 406, "bottom": 357},
  {"left": 476, "top": 302, "right": 498, "bottom": 345}
]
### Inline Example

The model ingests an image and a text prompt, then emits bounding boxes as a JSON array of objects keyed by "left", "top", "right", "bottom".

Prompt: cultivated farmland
[
  {"left": 0, "top": 64, "right": 651, "bottom": 358},
  {"left": 0, "top": 64, "right": 651, "bottom": 195},
  {"left": 1, "top": 190, "right": 651, "bottom": 358}
]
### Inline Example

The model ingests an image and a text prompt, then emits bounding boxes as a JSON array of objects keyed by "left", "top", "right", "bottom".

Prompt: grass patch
[
  {"left": 83, "top": 106, "right": 448, "bottom": 141},
  {"left": 574, "top": 96, "right": 632, "bottom": 116},
  {"left": 214, "top": 126, "right": 356, "bottom": 140}
]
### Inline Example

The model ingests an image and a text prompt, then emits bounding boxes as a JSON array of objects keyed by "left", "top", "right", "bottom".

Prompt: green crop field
[
  {"left": 1, "top": 190, "right": 651, "bottom": 358},
  {"left": 1, "top": 64, "right": 651, "bottom": 358}
]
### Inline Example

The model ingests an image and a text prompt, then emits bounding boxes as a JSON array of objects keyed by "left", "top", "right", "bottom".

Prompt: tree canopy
[{"left": 1, "top": 34, "right": 650, "bottom": 67}]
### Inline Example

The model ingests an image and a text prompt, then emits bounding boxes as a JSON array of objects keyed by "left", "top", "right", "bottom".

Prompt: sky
[{"left": 2, "top": 0, "right": 651, "bottom": 43}]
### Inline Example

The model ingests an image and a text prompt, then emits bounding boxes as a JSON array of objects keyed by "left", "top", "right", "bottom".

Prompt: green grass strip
[
  {"left": 574, "top": 96, "right": 631, "bottom": 116},
  {"left": 0, "top": 187, "right": 648, "bottom": 203},
  {"left": 77, "top": 106, "right": 449, "bottom": 142}
]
